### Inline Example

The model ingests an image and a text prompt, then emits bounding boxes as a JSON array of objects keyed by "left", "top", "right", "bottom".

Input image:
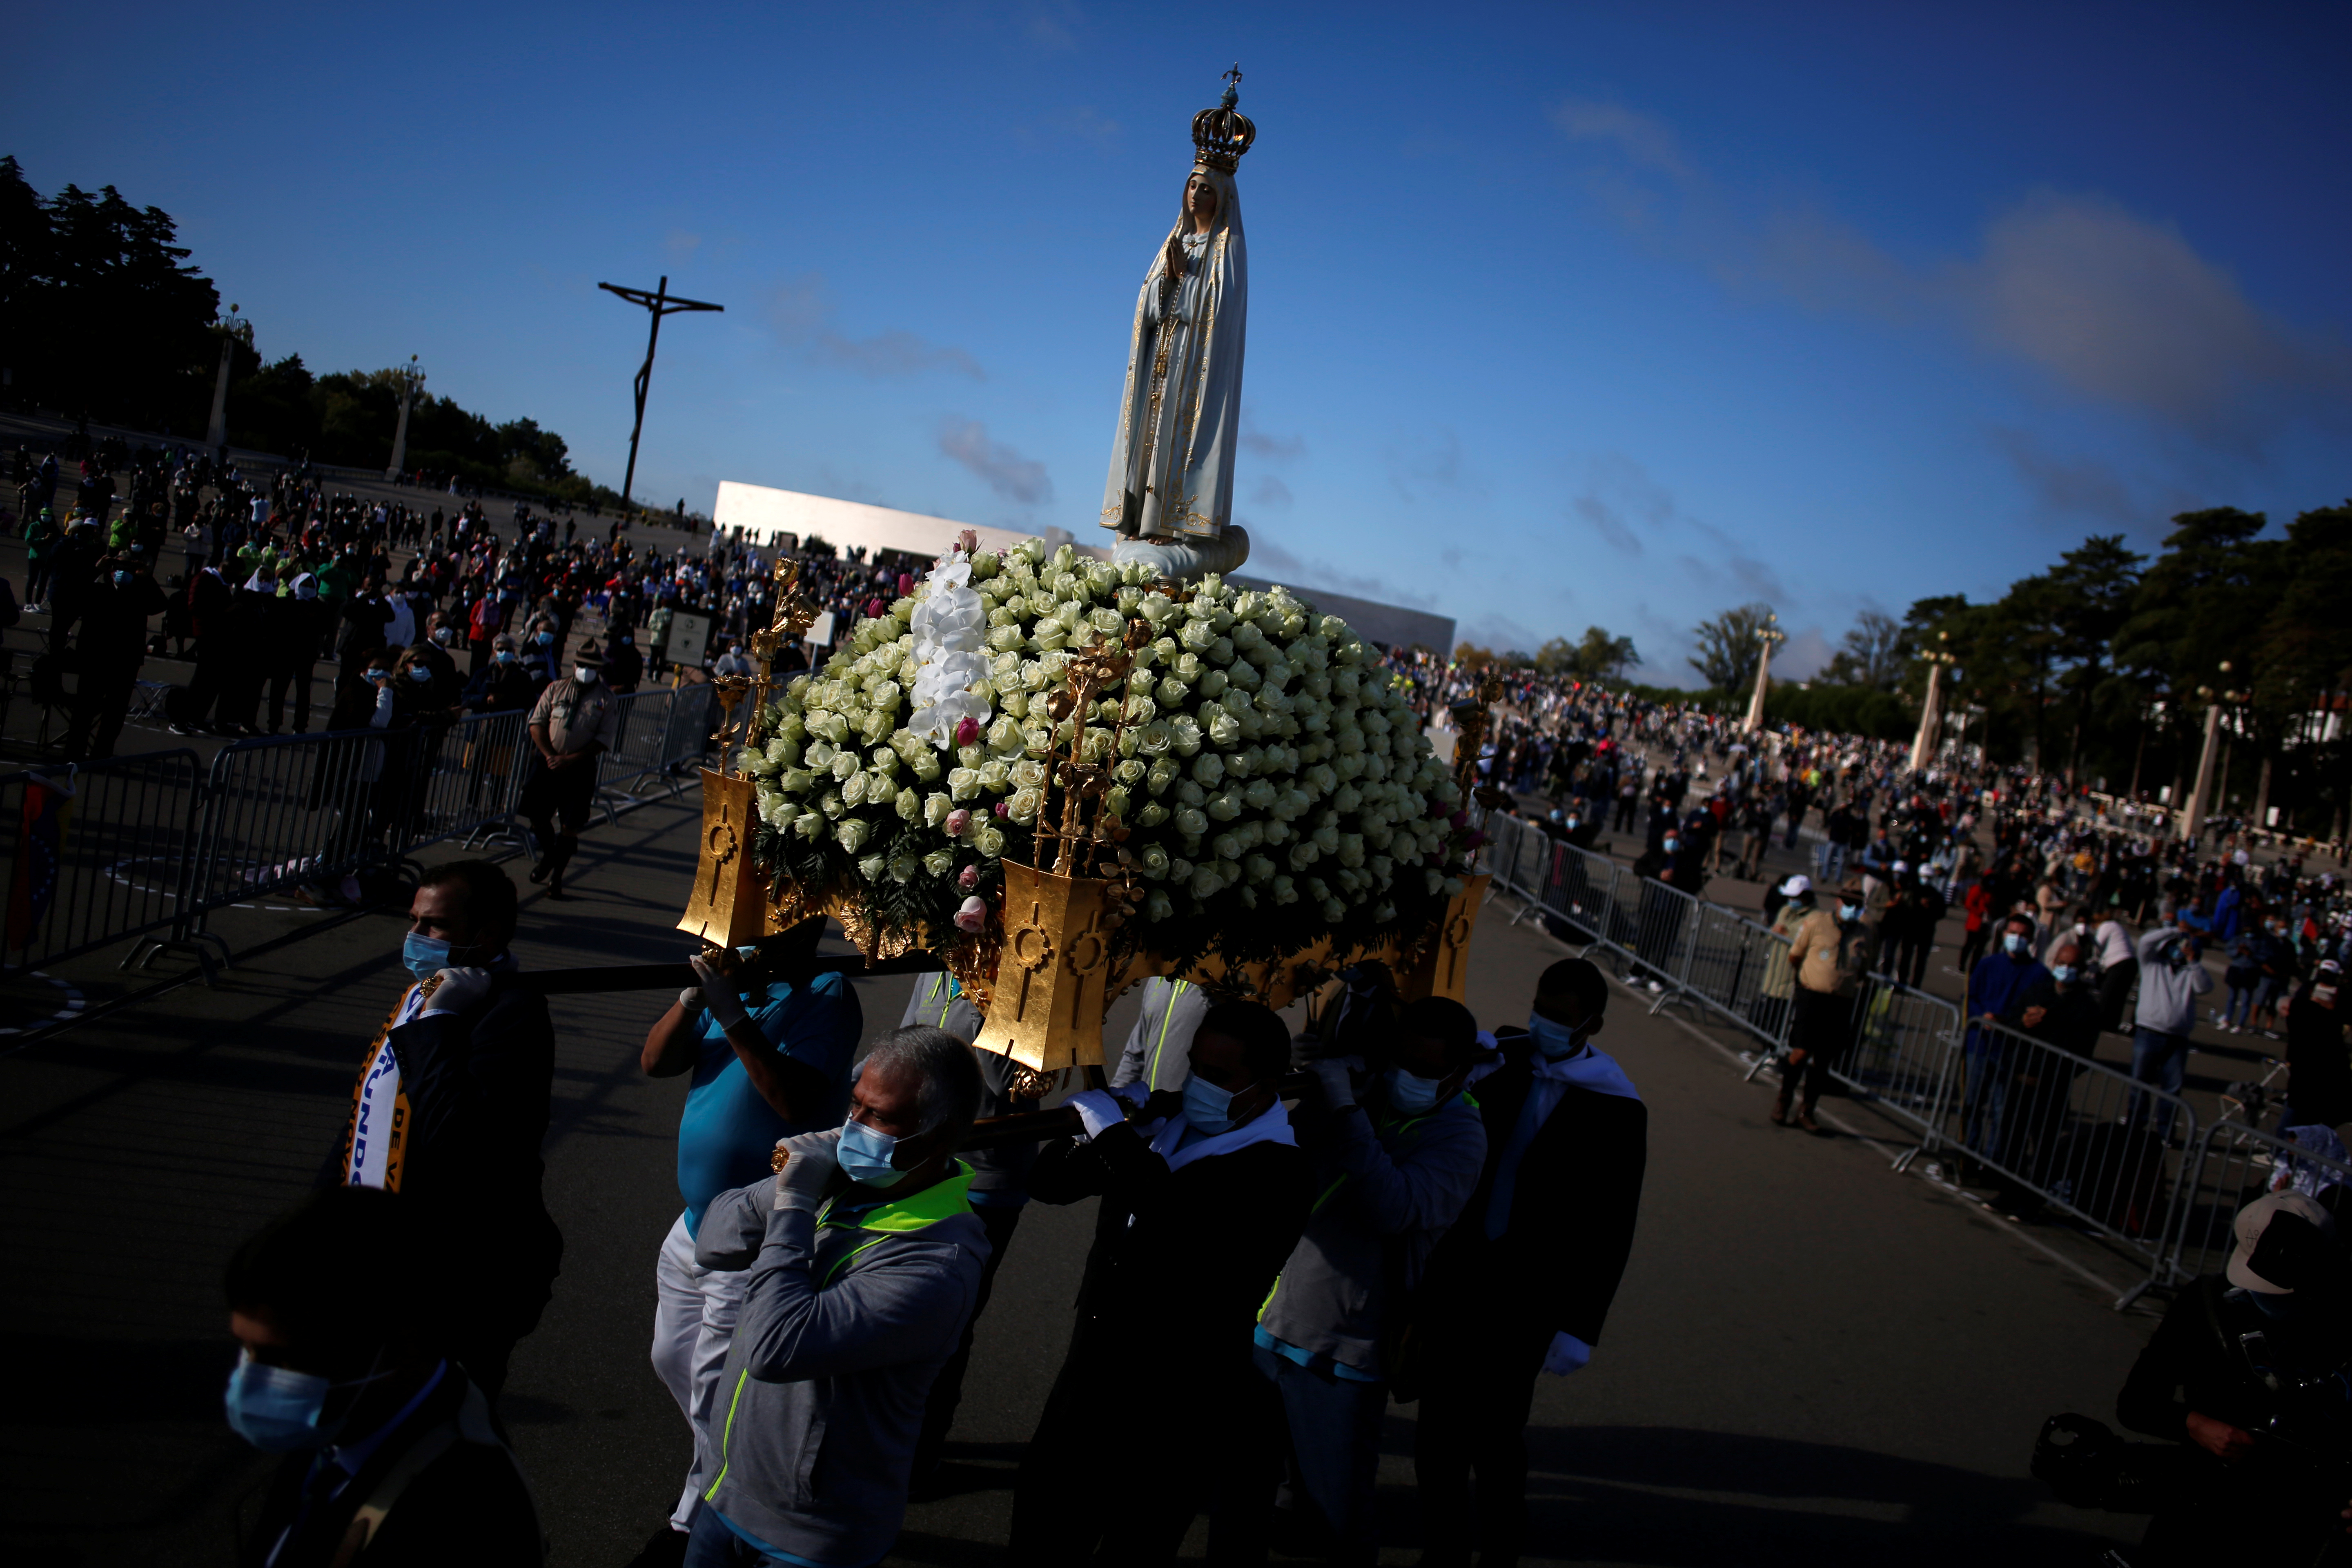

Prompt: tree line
[
  {"left": 0, "top": 157, "right": 623, "bottom": 509},
  {"left": 1677, "top": 508, "right": 2352, "bottom": 837}
]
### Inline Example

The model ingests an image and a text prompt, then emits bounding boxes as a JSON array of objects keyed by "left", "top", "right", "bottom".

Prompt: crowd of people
[
  {"left": 19, "top": 439, "right": 2352, "bottom": 1562},
  {"left": 2, "top": 439, "right": 927, "bottom": 770},
  {"left": 1419, "top": 662, "right": 2352, "bottom": 1203},
  {"left": 216, "top": 853, "right": 1647, "bottom": 1568}
]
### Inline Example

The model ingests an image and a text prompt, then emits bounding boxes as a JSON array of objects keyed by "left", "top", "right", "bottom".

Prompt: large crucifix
[{"left": 597, "top": 274, "right": 724, "bottom": 518}]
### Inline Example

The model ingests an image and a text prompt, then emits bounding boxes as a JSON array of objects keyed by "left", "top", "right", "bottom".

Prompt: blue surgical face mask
[
  {"left": 535, "top": 631, "right": 553, "bottom": 646},
  {"left": 1182, "top": 1074, "right": 1239, "bottom": 1134},
  {"left": 1662, "top": 837, "right": 1679, "bottom": 853},
  {"left": 838, "top": 1117, "right": 909, "bottom": 1188},
  {"left": 2003, "top": 933, "right": 2029, "bottom": 957},
  {"left": 223, "top": 1351, "right": 342, "bottom": 1452},
  {"left": 402, "top": 931, "right": 450, "bottom": 981},
  {"left": 407, "top": 665, "right": 431, "bottom": 684},
  {"left": 1385, "top": 1067, "right": 1445, "bottom": 1116},
  {"left": 494, "top": 649, "right": 516, "bottom": 663},
  {"left": 1839, "top": 902, "right": 1862, "bottom": 924},
  {"left": 1527, "top": 1009, "right": 1589, "bottom": 1060},
  {"left": 2050, "top": 964, "right": 2077, "bottom": 984}
]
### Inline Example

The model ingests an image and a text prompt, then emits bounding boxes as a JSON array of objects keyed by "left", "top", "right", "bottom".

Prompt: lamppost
[
  {"left": 1744, "top": 612, "right": 1784, "bottom": 733},
  {"left": 2182, "top": 663, "right": 2250, "bottom": 842},
  {"left": 205, "top": 303, "right": 252, "bottom": 456},
  {"left": 1909, "top": 630, "right": 1956, "bottom": 774},
  {"left": 597, "top": 276, "right": 724, "bottom": 521},
  {"left": 385, "top": 355, "right": 425, "bottom": 481}
]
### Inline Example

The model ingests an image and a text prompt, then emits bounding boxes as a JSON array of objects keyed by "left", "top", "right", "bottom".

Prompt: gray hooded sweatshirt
[{"left": 692, "top": 1164, "right": 989, "bottom": 1565}]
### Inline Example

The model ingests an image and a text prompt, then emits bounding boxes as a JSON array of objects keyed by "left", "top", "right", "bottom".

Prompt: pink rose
[
  {"left": 945, "top": 807, "right": 971, "bottom": 837},
  {"left": 995, "top": 800, "right": 1011, "bottom": 818},
  {"left": 954, "top": 715, "right": 981, "bottom": 747},
  {"left": 953, "top": 895, "right": 989, "bottom": 933},
  {"left": 958, "top": 864, "right": 980, "bottom": 891}
]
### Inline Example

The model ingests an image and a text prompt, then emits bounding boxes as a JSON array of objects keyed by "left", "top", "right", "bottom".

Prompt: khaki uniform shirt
[
  {"left": 1788, "top": 907, "right": 1870, "bottom": 997},
  {"left": 530, "top": 677, "right": 621, "bottom": 757}
]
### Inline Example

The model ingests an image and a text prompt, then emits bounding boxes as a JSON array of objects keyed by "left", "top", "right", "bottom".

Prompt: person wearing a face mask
[
  {"left": 321, "top": 859, "right": 560, "bottom": 1400},
  {"left": 1228, "top": 996, "right": 1489, "bottom": 1563},
  {"left": 1779, "top": 875, "right": 1875, "bottom": 1132},
  {"left": 519, "top": 619, "right": 563, "bottom": 691},
  {"left": 1626, "top": 820, "right": 1706, "bottom": 993},
  {"left": 1010, "top": 1000, "right": 1313, "bottom": 1564},
  {"left": 1960, "top": 913, "right": 2052, "bottom": 1162},
  {"left": 62, "top": 550, "right": 165, "bottom": 760},
  {"left": 520, "top": 641, "right": 619, "bottom": 900},
  {"left": 629, "top": 922, "right": 861, "bottom": 1564},
  {"left": 1410, "top": 960, "right": 1645, "bottom": 1568},
  {"left": 1996, "top": 940, "right": 2104, "bottom": 1212},
  {"left": 462, "top": 633, "right": 536, "bottom": 713},
  {"left": 222, "top": 1186, "right": 544, "bottom": 1568},
  {"left": 2114, "top": 1192, "right": 2352, "bottom": 1564},
  {"left": 2129, "top": 900, "right": 2212, "bottom": 1138},
  {"left": 684, "top": 1027, "right": 988, "bottom": 1568}
]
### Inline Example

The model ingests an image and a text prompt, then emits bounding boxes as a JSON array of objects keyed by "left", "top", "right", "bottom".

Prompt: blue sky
[{"left": 11, "top": 2, "right": 2348, "bottom": 681}]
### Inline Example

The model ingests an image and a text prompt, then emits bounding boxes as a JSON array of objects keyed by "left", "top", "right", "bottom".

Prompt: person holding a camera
[
  {"left": 2113, "top": 1192, "right": 2352, "bottom": 1564},
  {"left": 2129, "top": 900, "right": 2215, "bottom": 1138}
]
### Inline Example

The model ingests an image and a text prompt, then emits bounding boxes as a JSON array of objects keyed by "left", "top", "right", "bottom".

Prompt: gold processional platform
[{"left": 676, "top": 566, "right": 1495, "bottom": 1074}]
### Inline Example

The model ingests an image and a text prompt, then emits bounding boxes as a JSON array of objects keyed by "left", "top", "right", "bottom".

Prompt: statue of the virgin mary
[{"left": 1099, "top": 69, "right": 1256, "bottom": 579}]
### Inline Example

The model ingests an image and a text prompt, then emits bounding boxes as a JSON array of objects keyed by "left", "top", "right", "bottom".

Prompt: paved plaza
[{"left": 0, "top": 789, "right": 2159, "bottom": 1566}]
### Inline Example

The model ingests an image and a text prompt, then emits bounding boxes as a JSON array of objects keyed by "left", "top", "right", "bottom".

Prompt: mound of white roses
[{"left": 739, "top": 537, "right": 1471, "bottom": 953}]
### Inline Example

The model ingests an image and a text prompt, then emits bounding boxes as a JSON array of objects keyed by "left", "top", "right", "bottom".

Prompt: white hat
[
  {"left": 2229, "top": 1191, "right": 2336, "bottom": 1294},
  {"left": 1778, "top": 874, "right": 1811, "bottom": 897}
]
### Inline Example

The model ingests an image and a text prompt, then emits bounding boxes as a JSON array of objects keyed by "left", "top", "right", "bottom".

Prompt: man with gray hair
[{"left": 682, "top": 1025, "right": 989, "bottom": 1568}]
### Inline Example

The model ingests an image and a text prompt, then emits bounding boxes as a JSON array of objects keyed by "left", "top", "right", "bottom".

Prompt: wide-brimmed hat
[{"left": 572, "top": 639, "right": 604, "bottom": 669}]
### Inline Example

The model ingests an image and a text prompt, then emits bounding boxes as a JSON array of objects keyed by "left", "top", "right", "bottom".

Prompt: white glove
[
  {"left": 690, "top": 954, "right": 749, "bottom": 1031},
  {"left": 1542, "top": 1332, "right": 1592, "bottom": 1376},
  {"left": 421, "top": 966, "right": 492, "bottom": 1017},
  {"left": 773, "top": 1128, "right": 840, "bottom": 1210},
  {"left": 1067, "top": 1089, "right": 1128, "bottom": 1140},
  {"left": 1309, "top": 1056, "right": 1358, "bottom": 1110},
  {"left": 677, "top": 984, "right": 704, "bottom": 1015}
]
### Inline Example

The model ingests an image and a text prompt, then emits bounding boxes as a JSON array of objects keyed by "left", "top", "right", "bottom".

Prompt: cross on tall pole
[{"left": 598, "top": 275, "right": 723, "bottom": 520}]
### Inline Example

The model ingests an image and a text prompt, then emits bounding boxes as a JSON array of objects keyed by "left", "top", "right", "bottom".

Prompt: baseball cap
[
  {"left": 1778, "top": 874, "right": 1811, "bottom": 898},
  {"left": 2228, "top": 1191, "right": 2336, "bottom": 1294}
]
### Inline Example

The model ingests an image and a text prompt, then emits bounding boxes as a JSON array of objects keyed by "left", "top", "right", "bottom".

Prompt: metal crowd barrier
[
  {"left": 1477, "top": 808, "right": 2261, "bottom": 1303},
  {"left": 0, "top": 692, "right": 720, "bottom": 993},
  {"left": 598, "top": 684, "right": 715, "bottom": 807},
  {"left": 1929, "top": 1015, "right": 2200, "bottom": 1271},
  {"left": 2149, "top": 1118, "right": 2352, "bottom": 1300},
  {"left": 0, "top": 751, "right": 205, "bottom": 974}
]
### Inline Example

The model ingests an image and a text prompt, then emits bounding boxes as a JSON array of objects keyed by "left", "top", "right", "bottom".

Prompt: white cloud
[{"left": 1552, "top": 102, "right": 2352, "bottom": 452}]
